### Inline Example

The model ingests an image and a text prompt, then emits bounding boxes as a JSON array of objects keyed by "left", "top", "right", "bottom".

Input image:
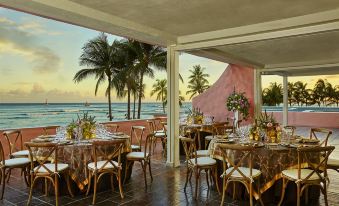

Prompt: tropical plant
[
  {"left": 73, "top": 33, "right": 121, "bottom": 121},
  {"left": 262, "top": 82, "right": 283, "bottom": 106},
  {"left": 313, "top": 79, "right": 327, "bottom": 107},
  {"left": 287, "top": 82, "right": 295, "bottom": 106},
  {"left": 293, "top": 81, "right": 310, "bottom": 106},
  {"left": 186, "top": 65, "right": 210, "bottom": 99},
  {"left": 150, "top": 79, "right": 167, "bottom": 113},
  {"left": 126, "top": 40, "right": 166, "bottom": 119}
]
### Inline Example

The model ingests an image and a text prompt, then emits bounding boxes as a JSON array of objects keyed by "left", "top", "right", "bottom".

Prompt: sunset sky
[{"left": 0, "top": 8, "right": 338, "bottom": 103}]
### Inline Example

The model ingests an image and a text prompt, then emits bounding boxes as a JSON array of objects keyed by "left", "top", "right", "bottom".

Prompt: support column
[
  {"left": 283, "top": 75, "right": 288, "bottom": 126},
  {"left": 166, "top": 45, "right": 180, "bottom": 167},
  {"left": 253, "top": 68, "right": 262, "bottom": 119}
]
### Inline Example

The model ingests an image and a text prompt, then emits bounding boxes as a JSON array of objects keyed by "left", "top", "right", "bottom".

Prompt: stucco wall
[{"left": 192, "top": 64, "right": 255, "bottom": 123}]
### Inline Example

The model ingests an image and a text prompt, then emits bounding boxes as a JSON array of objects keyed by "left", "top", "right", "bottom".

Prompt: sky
[{"left": 0, "top": 7, "right": 338, "bottom": 103}]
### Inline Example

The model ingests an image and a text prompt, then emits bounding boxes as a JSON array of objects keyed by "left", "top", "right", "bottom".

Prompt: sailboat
[
  {"left": 84, "top": 101, "right": 90, "bottom": 107},
  {"left": 44, "top": 99, "right": 48, "bottom": 105}
]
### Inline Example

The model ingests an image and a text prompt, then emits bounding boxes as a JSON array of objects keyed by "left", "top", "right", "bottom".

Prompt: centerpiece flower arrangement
[
  {"left": 257, "top": 110, "right": 281, "bottom": 142},
  {"left": 226, "top": 89, "right": 250, "bottom": 120},
  {"left": 187, "top": 107, "right": 204, "bottom": 124},
  {"left": 66, "top": 112, "right": 96, "bottom": 140}
]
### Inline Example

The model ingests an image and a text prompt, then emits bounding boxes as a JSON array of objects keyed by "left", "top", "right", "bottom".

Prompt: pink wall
[
  {"left": 271, "top": 112, "right": 339, "bottom": 128},
  {"left": 192, "top": 64, "right": 255, "bottom": 123}
]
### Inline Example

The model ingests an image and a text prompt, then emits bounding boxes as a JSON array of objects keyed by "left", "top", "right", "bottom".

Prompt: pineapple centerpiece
[{"left": 66, "top": 112, "right": 96, "bottom": 140}]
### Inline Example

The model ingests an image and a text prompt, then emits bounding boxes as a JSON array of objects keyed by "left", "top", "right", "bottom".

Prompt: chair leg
[
  {"left": 110, "top": 174, "right": 115, "bottom": 193},
  {"left": 249, "top": 181, "right": 253, "bottom": 206},
  {"left": 92, "top": 173, "right": 98, "bottom": 205},
  {"left": 194, "top": 169, "right": 199, "bottom": 199},
  {"left": 148, "top": 159, "right": 153, "bottom": 182},
  {"left": 232, "top": 182, "right": 236, "bottom": 200},
  {"left": 23, "top": 167, "right": 29, "bottom": 187},
  {"left": 220, "top": 176, "right": 226, "bottom": 206},
  {"left": 278, "top": 178, "right": 288, "bottom": 206},
  {"left": 184, "top": 167, "right": 190, "bottom": 190},
  {"left": 141, "top": 161, "right": 147, "bottom": 188},
  {"left": 0, "top": 169, "right": 5, "bottom": 200},
  {"left": 213, "top": 167, "right": 220, "bottom": 194},
  {"left": 117, "top": 169, "right": 124, "bottom": 199},
  {"left": 205, "top": 169, "right": 210, "bottom": 188},
  {"left": 27, "top": 177, "right": 37, "bottom": 206},
  {"left": 86, "top": 172, "right": 92, "bottom": 196},
  {"left": 296, "top": 182, "right": 301, "bottom": 206},
  {"left": 323, "top": 182, "right": 329, "bottom": 206},
  {"left": 54, "top": 176, "right": 59, "bottom": 206},
  {"left": 44, "top": 177, "right": 48, "bottom": 196},
  {"left": 65, "top": 171, "right": 74, "bottom": 197},
  {"left": 123, "top": 161, "right": 130, "bottom": 184},
  {"left": 6, "top": 169, "right": 11, "bottom": 183}
]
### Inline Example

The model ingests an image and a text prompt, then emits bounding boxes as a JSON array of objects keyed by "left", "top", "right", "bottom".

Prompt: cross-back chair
[
  {"left": 217, "top": 144, "right": 263, "bottom": 206},
  {"left": 179, "top": 136, "right": 220, "bottom": 199},
  {"left": 124, "top": 134, "right": 156, "bottom": 188},
  {"left": 25, "top": 142, "right": 74, "bottom": 206},
  {"left": 42, "top": 126, "right": 58, "bottom": 135},
  {"left": 146, "top": 120, "right": 166, "bottom": 153},
  {"left": 130, "top": 126, "right": 145, "bottom": 151},
  {"left": 278, "top": 146, "right": 334, "bottom": 206},
  {"left": 3, "top": 130, "right": 29, "bottom": 158},
  {"left": 0, "top": 141, "right": 30, "bottom": 199},
  {"left": 204, "top": 122, "right": 232, "bottom": 149},
  {"left": 184, "top": 127, "right": 209, "bottom": 157},
  {"left": 105, "top": 123, "right": 119, "bottom": 133},
  {"left": 309, "top": 128, "right": 332, "bottom": 146},
  {"left": 86, "top": 139, "right": 125, "bottom": 204}
]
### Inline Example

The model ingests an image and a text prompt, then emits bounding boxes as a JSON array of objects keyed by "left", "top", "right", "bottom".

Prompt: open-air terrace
[{"left": 0, "top": 1, "right": 339, "bottom": 206}]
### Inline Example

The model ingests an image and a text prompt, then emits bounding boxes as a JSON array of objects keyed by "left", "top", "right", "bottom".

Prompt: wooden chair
[
  {"left": 25, "top": 142, "right": 74, "bottom": 206},
  {"left": 217, "top": 144, "right": 263, "bottom": 206},
  {"left": 146, "top": 120, "right": 166, "bottom": 153},
  {"left": 185, "top": 127, "right": 209, "bottom": 157},
  {"left": 86, "top": 140, "right": 125, "bottom": 204},
  {"left": 124, "top": 134, "right": 155, "bottom": 188},
  {"left": 130, "top": 126, "right": 145, "bottom": 151},
  {"left": 278, "top": 146, "right": 334, "bottom": 206},
  {"left": 179, "top": 136, "right": 220, "bottom": 198},
  {"left": 0, "top": 141, "right": 30, "bottom": 199},
  {"left": 42, "top": 126, "right": 59, "bottom": 135},
  {"left": 105, "top": 123, "right": 119, "bottom": 133},
  {"left": 204, "top": 122, "right": 232, "bottom": 149},
  {"left": 3, "top": 130, "right": 29, "bottom": 158},
  {"left": 309, "top": 128, "right": 332, "bottom": 146}
]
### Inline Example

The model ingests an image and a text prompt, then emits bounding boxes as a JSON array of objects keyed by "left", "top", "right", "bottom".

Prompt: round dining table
[{"left": 30, "top": 128, "right": 132, "bottom": 192}]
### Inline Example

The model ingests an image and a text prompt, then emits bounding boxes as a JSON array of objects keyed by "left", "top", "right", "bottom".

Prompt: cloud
[
  {"left": 0, "top": 17, "right": 62, "bottom": 74},
  {"left": 17, "top": 21, "right": 63, "bottom": 36},
  {"left": 31, "top": 83, "right": 45, "bottom": 93}
]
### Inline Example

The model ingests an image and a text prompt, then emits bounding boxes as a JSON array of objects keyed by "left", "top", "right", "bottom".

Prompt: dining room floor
[{"left": 1, "top": 127, "right": 339, "bottom": 206}]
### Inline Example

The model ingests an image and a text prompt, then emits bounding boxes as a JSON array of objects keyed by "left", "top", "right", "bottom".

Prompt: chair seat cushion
[
  {"left": 225, "top": 167, "right": 261, "bottom": 178},
  {"left": 88, "top": 160, "right": 120, "bottom": 170},
  {"left": 282, "top": 169, "right": 321, "bottom": 181},
  {"left": 189, "top": 157, "right": 216, "bottom": 166},
  {"left": 126, "top": 152, "right": 148, "bottom": 160},
  {"left": 34, "top": 163, "right": 69, "bottom": 173},
  {"left": 196, "top": 150, "right": 209, "bottom": 157},
  {"left": 205, "top": 135, "right": 213, "bottom": 141},
  {"left": 4, "top": 158, "right": 30, "bottom": 167},
  {"left": 328, "top": 158, "right": 339, "bottom": 167},
  {"left": 131, "top": 145, "right": 141, "bottom": 150},
  {"left": 12, "top": 150, "right": 29, "bottom": 157},
  {"left": 155, "top": 132, "right": 166, "bottom": 137}
]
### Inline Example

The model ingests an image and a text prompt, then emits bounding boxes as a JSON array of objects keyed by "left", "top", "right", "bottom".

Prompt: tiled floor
[{"left": 1, "top": 127, "right": 339, "bottom": 206}]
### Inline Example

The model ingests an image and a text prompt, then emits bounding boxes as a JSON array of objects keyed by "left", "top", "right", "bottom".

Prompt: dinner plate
[
  {"left": 112, "top": 132, "right": 125, "bottom": 136},
  {"left": 32, "top": 138, "right": 53, "bottom": 143},
  {"left": 38, "top": 134, "right": 56, "bottom": 139}
]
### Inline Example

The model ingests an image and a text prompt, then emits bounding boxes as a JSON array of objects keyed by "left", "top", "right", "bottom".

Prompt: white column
[
  {"left": 253, "top": 68, "right": 262, "bottom": 119},
  {"left": 166, "top": 45, "right": 180, "bottom": 167},
  {"left": 283, "top": 75, "right": 288, "bottom": 126}
]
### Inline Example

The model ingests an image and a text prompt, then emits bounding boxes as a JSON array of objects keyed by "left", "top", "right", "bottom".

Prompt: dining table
[
  {"left": 29, "top": 125, "right": 132, "bottom": 192},
  {"left": 208, "top": 134, "right": 321, "bottom": 204}
]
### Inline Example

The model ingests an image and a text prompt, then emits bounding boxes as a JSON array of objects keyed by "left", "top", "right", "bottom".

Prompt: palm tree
[
  {"left": 126, "top": 41, "right": 166, "bottom": 119},
  {"left": 186, "top": 65, "right": 210, "bottom": 99},
  {"left": 287, "top": 82, "right": 295, "bottom": 106},
  {"left": 313, "top": 79, "right": 327, "bottom": 107},
  {"left": 73, "top": 33, "right": 121, "bottom": 121},
  {"left": 150, "top": 79, "right": 167, "bottom": 113},
  {"left": 325, "top": 81, "right": 336, "bottom": 106},
  {"left": 262, "top": 82, "right": 283, "bottom": 106}
]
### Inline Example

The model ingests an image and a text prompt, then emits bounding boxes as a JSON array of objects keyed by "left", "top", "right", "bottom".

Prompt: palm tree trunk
[
  {"left": 137, "top": 73, "right": 144, "bottom": 119},
  {"left": 162, "top": 93, "right": 165, "bottom": 113},
  {"left": 133, "top": 92, "right": 136, "bottom": 119},
  {"left": 107, "top": 76, "right": 113, "bottom": 121},
  {"left": 127, "top": 87, "right": 131, "bottom": 120}
]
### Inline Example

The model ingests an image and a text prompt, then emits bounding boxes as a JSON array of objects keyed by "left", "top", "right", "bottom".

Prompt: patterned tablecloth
[
  {"left": 32, "top": 134, "right": 131, "bottom": 191},
  {"left": 208, "top": 139, "right": 317, "bottom": 199}
]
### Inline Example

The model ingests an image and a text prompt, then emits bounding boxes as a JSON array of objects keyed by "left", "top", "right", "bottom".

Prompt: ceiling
[{"left": 1, "top": 0, "right": 339, "bottom": 76}]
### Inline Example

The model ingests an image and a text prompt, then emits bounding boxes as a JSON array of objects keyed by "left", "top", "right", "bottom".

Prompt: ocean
[{"left": 0, "top": 102, "right": 192, "bottom": 130}]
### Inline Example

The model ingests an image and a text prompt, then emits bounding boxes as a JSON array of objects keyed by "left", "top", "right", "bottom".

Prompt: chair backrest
[
  {"left": 179, "top": 136, "right": 197, "bottom": 165},
  {"left": 143, "top": 134, "right": 156, "bottom": 159},
  {"left": 91, "top": 139, "right": 125, "bottom": 171},
  {"left": 283, "top": 125, "right": 296, "bottom": 137},
  {"left": 310, "top": 128, "right": 332, "bottom": 146},
  {"left": 146, "top": 120, "right": 156, "bottom": 133},
  {"left": 25, "top": 142, "right": 58, "bottom": 175},
  {"left": 130, "top": 126, "right": 145, "bottom": 148},
  {"left": 3, "top": 130, "right": 24, "bottom": 157},
  {"left": 217, "top": 144, "right": 255, "bottom": 180},
  {"left": 212, "top": 122, "right": 233, "bottom": 137},
  {"left": 105, "top": 123, "right": 119, "bottom": 133},
  {"left": 154, "top": 117, "right": 166, "bottom": 130},
  {"left": 0, "top": 141, "right": 6, "bottom": 167},
  {"left": 42, "top": 126, "right": 59, "bottom": 135},
  {"left": 297, "top": 146, "right": 334, "bottom": 182}
]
